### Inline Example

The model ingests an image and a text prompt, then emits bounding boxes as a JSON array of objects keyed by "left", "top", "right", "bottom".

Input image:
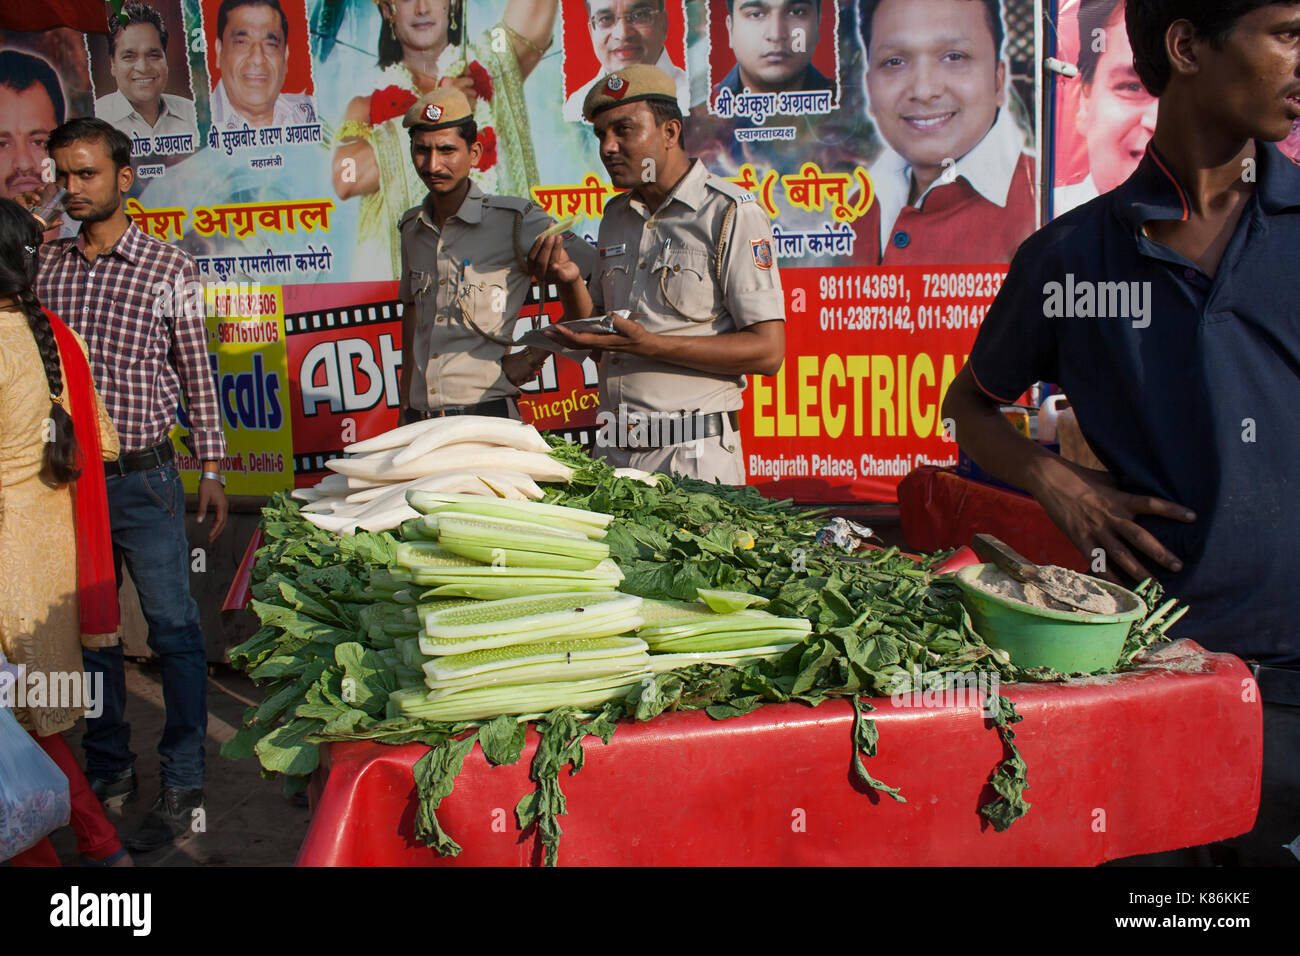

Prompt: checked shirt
[{"left": 36, "top": 221, "right": 226, "bottom": 462}]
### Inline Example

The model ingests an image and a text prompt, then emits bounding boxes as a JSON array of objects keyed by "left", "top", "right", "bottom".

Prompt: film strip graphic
[
  {"left": 286, "top": 295, "right": 593, "bottom": 476},
  {"left": 283, "top": 298, "right": 403, "bottom": 336}
]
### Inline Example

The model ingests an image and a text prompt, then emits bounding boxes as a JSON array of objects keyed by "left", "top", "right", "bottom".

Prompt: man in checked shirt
[{"left": 37, "top": 117, "right": 228, "bottom": 853}]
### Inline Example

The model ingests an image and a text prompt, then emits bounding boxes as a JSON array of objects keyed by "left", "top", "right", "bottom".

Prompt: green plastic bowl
[{"left": 953, "top": 564, "right": 1147, "bottom": 673}]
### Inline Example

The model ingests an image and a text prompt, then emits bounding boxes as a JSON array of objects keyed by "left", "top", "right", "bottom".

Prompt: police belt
[
  {"left": 622, "top": 410, "right": 739, "bottom": 450},
  {"left": 104, "top": 438, "right": 174, "bottom": 477},
  {"left": 419, "top": 398, "right": 513, "bottom": 419},
  {"left": 1247, "top": 662, "right": 1300, "bottom": 708}
]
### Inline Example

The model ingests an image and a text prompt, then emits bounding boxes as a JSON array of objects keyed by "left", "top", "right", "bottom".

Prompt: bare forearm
[
  {"left": 503, "top": 0, "right": 557, "bottom": 77},
  {"left": 942, "top": 366, "right": 1060, "bottom": 496},
  {"left": 333, "top": 141, "right": 379, "bottom": 198},
  {"left": 641, "top": 323, "right": 784, "bottom": 378},
  {"left": 556, "top": 278, "right": 595, "bottom": 325}
]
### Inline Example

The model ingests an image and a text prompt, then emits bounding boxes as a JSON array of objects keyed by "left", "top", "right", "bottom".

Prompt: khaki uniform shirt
[
  {"left": 399, "top": 184, "right": 598, "bottom": 411},
  {"left": 590, "top": 158, "right": 785, "bottom": 419}
]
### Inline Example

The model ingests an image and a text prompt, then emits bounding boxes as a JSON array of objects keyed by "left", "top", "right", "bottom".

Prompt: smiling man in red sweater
[{"left": 852, "top": 0, "right": 1037, "bottom": 266}]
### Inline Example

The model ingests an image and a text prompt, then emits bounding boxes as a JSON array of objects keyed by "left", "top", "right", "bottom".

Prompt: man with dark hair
[
  {"left": 96, "top": 2, "right": 198, "bottom": 140},
  {"left": 533, "top": 65, "right": 786, "bottom": 483},
  {"left": 210, "top": 0, "right": 315, "bottom": 129},
  {"left": 713, "top": 0, "right": 832, "bottom": 101},
  {"left": 944, "top": 0, "right": 1300, "bottom": 865},
  {"left": 1054, "top": 0, "right": 1157, "bottom": 214},
  {"left": 0, "top": 50, "right": 66, "bottom": 204},
  {"left": 36, "top": 116, "right": 229, "bottom": 854},
  {"left": 396, "top": 88, "right": 597, "bottom": 423},
  {"left": 852, "top": 0, "right": 1035, "bottom": 265},
  {"left": 563, "top": 0, "right": 690, "bottom": 123}
]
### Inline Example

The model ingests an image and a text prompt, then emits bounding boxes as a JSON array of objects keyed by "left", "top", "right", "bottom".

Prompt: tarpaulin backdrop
[{"left": 4, "top": 0, "right": 1052, "bottom": 501}]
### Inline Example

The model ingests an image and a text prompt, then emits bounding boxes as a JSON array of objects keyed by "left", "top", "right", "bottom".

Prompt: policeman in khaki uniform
[
  {"left": 529, "top": 65, "right": 786, "bottom": 484},
  {"left": 397, "top": 89, "right": 598, "bottom": 423}
]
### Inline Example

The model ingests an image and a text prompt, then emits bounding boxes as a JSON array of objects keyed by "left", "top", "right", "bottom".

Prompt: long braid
[{"left": 17, "top": 282, "right": 81, "bottom": 483}]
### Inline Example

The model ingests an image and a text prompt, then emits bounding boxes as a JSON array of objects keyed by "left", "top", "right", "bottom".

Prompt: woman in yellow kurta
[{"left": 0, "top": 198, "right": 129, "bottom": 865}]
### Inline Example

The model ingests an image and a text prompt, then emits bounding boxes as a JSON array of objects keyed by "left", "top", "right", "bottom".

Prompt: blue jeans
[{"left": 83, "top": 464, "right": 207, "bottom": 790}]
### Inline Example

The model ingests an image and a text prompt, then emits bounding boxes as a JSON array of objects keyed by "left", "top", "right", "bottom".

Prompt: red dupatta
[{"left": 43, "top": 308, "right": 119, "bottom": 641}]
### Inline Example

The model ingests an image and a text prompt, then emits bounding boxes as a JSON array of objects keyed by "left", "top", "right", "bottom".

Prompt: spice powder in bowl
[{"left": 968, "top": 565, "right": 1124, "bottom": 615}]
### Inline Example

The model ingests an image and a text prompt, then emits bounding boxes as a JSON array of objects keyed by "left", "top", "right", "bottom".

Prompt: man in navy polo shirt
[{"left": 944, "top": 0, "right": 1300, "bottom": 865}]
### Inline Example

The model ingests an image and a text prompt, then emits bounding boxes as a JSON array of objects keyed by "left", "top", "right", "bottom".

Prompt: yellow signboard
[{"left": 171, "top": 284, "right": 294, "bottom": 495}]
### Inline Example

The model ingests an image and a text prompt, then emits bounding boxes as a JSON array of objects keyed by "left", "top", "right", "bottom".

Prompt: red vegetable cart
[{"left": 295, "top": 640, "right": 1261, "bottom": 866}]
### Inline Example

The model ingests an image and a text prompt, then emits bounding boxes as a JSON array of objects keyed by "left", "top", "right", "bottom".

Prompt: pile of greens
[{"left": 224, "top": 442, "right": 1181, "bottom": 864}]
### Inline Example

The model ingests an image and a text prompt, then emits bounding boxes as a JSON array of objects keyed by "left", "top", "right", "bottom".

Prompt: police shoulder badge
[
  {"left": 605, "top": 75, "right": 627, "bottom": 98},
  {"left": 751, "top": 238, "right": 773, "bottom": 270},
  {"left": 425, "top": 103, "right": 443, "bottom": 122}
]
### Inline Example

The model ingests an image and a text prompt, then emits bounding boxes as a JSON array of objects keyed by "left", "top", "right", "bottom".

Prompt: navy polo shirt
[{"left": 968, "top": 142, "right": 1300, "bottom": 665}]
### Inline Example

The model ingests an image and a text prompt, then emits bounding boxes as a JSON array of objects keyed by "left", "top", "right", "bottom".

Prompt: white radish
[
  {"left": 351, "top": 504, "right": 421, "bottom": 533},
  {"left": 614, "top": 467, "right": 660, "bottom": 486},
  {"left": 290, "top": 488, "right": 322, "bottom": 502},
  {"left": 312, "top": 473, "right": 352, "bottom": 494},
  {"left": 302, "top": 512, "right": 356, "bottom": 533},
  {"left": 344, "top": 416, "right": 464, "bottom": 455},
  {"left": 345, "top": 470, "right": 493, "bottom": 505},
  {"left": 348, "top": 474, "right": 493, "bottom": 515},
  {"left": 477, "top": 473, "right": 527, "bottom": 500},
  {"left": 478, "top": 470, "right": 545, "bottom": 500},
  {"left": 345, "top": 476, "right": 388, "bottom": 489},
  {"left": 326, "top": 442, "right": 500, "bottom": 478},
  {"left": 328, "top": 447, "right": 572, "bottom": 483},
  {"left": 300, "top": 498, "right": 367, "bottom": 516},
  {"left": 391, "top": 417, "right": 550, "bottom": 466}
]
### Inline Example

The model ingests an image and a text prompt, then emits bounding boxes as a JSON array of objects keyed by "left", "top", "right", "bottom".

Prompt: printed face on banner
[
  {"left": 0, "top": 34, "right": 80, "bottom": 214},
  {"left": 218, "top": 5, "right": 289, "bottom": 121},
  {"left": 864, "top": 0, "right": 1005, "bottom": 180},
  {"left": 87, "top": 0, "right": 200, "bottom": 153},
  {"left": 203, "top": 0, "right": 317, "bottom": 130},
  {"left": 728, "top": 0, "right": 820, "bottom": 92},
  {"left": 111, "top": 24, "right": 169, "bottom": 107},
  {"left": 562, "top": 0, "right": 688, "bottom": 122},
  {"left": 707, "top": 0, "right": 839, "bottom": 114},
  {"left": 0, "top": 77, "right": 58, "bottom": 201},
  {"left": 387, "top": 0, "right": 453, "bottom": 53},
  {"left": 1052, "top": 0, "right": 1157, "bottom": 216},
  {"left": 590, "top": 0, "right": 669, "bottom": 70}
]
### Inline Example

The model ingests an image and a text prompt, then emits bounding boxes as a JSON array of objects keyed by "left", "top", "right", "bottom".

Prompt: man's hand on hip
[{"left": 1028, "top": 456, "right": 1196, "bottom": 583}]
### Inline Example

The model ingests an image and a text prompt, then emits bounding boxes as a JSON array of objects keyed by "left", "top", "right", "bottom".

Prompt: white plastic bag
[{"left": 0, "top": 655, "right": 72, "bottom": 861}]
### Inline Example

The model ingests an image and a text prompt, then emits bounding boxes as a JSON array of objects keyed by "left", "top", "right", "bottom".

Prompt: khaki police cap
[
  {"left": 403, "top": 88, "right": 474, "bottom": 130},
  {"left": 583, "top": 64, "right": 679, "bottom": 123}
]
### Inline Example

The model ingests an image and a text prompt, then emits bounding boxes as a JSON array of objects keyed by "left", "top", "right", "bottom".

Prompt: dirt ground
[{"left": 44, "top": 660, "right": 306, "bottom": 867}]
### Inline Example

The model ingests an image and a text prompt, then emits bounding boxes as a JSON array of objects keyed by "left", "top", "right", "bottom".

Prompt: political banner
[{"left": 5, "top": 0, "right": 1041, "bottom": 502}]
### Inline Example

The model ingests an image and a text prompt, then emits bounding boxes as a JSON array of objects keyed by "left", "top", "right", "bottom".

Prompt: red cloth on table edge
[
  {"left": 0, "top": 2, "right": 111, "bottom": 32},
  {"left": 898, "top": 466, "right": 1086, "bottom": 572}
]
